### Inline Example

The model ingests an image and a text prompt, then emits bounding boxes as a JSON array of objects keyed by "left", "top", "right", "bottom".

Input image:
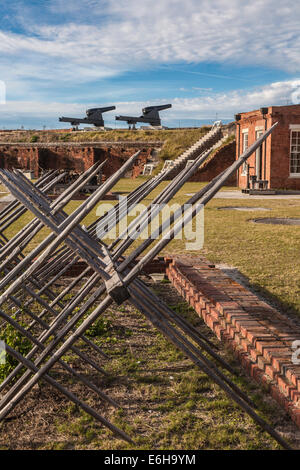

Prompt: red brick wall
[
  {"left": 269, "top": 108, "right": 300, "bottom": 189},
  {"left": 94, "top": 147, "right": 134, "bottom": 178},
  {"left": 0, "top": 146, "right": 39, "bottom": 177},
  {"left": 189, "top": 141, "right": 236, "bottom": 185},
  {"left": 93, "top": 147, "right": 151, "bottom": 179},
  {"left": 236, "top": 110, "right": 270, "bottom": 189},
  {"left": 236, "top": 105, "right": 300, "bottom": 190},
  {"left": 38, "top": 147, "right": 94, "bottom": 173},
  {"left": 131, "top": 150, "right": 152, "bottom": 178},
  {"left": 0, "top": 145, "right": 152, "bottom": 180}
]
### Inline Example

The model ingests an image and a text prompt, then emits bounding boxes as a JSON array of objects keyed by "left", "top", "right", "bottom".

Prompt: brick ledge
[{"left": 165, "top": 255, "right": 300, "bottom": 428}]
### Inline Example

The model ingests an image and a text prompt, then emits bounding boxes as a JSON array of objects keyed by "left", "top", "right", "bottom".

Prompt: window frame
[
  {"left": 289, "top": 125, "right": 300, "bottom": 178},
  {"left": 241, "top": 129, "right": 249, "bottom": 175}
]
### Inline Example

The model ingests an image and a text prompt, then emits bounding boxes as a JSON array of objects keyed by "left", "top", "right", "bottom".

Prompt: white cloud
[
  {"left": 192, "top": 87, "right": 213, "bottom": 92},
  {"left": 170, "top": 80, "right": 300, "bottom": 118},
  {"left": 0, "top": 0, "right": 300, "bottom": 90},
  {"left": 2, "top": 79, "right": 300, "bottom": 124}
]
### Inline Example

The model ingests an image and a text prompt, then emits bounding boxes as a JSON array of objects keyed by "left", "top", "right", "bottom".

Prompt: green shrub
[
  {"left": 60, "top": 133, "right": 71, "bottom": 142},
  {"left": 0, "top": 319, "right": 32, "bottom": 381},
  {"left": 86, "top": 318, "right": 111, "bottom": 338}
]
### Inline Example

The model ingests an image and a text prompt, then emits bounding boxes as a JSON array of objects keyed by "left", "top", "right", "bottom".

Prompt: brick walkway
[{"left": 165, "top": 256, "right": 300, "bottom": 428}]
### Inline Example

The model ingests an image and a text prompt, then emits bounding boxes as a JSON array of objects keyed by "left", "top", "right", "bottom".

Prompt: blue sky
[{"left": 0, "top": 0, "right": 300, "bottom": 129}]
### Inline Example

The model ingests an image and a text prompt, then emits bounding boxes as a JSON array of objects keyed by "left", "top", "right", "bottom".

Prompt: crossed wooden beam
[{"left": 0, "top": 123, "right": 291, "bottom": 449}]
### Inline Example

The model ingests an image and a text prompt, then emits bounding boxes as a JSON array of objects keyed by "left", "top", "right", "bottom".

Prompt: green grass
[
  {"left": 0, "top": 316, "right": 32, "bottom": 381},
  {"left": 109, "top": 179, "right": 300, "bottom": 318},
  {"left": 122, "top": 179, "right": 300, "bottom": 318},
  {"left": 187, "top": 196, "right": 300, "bottom": 317},
  {"left": 0, "top": 188, "right": 298, "bottom": 449},
  {"left": 30, "top": 302, "right": 290, "bottom": 450},
  {"left": 0, "top": 128, "right": 209, "bottom": 144},
  {"left": 0, "top": 128, "right": 210, "bottom": 168},
  {"left": 3, "top": 179, "right": 299, "bottom": 317}
]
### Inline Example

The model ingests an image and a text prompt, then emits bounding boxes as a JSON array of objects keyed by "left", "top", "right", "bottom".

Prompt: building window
[
  {"left": 290, "top": 130, "right": 300, "bottom": 176},
  {"left": 241, "top": 131, "right": 249, "bottom": 175},
  {"left": 242, "top": 132, "right": 249, "bottom": 152}
]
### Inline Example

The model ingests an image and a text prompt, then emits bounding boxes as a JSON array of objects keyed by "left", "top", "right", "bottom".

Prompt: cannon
[
  {"left": 59, "top": 106, "right": 116, "bottom": 128},
  {"left": 115, "top": 104, "right": 172, "bottom": 129}
]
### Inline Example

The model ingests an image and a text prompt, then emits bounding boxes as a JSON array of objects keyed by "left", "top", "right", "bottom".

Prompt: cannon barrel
[
  {"left": 142, "top": 104, "right": 172, "bottom": 114},
  {"left": 59, "top": 117, "right": 83, "bottom": 124},
  {"left": 86, "top": 106, "right": 116, "bottom": 116},
  {"left": 115, "top": 104, "right": 171, "bottom": 127},
  {"left": 115, "top": 115, "right": 139, "bottom": 122}
]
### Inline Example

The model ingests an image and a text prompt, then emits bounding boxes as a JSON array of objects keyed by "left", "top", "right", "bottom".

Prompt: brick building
[{"left": 235, "top": 105, "right": 300, "bottom": 190}]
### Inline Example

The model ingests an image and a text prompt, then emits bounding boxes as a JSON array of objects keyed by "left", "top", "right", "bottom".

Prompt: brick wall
[
  {"left": 236, "top": 105, "right": 300, "bottom": 190},
  {"left": 189, "top": 141, "right": 236, "bottom": 185},
  {"left": 131, "top": 149, "right": 152, "bottom": 178},
  {"left": 0, "top": 146, "right": 39, "bottom": 177},
  {"left": 0, "top": 144, "right": 153, "bottom": 179},
  {"left": 38, "top": 146, "right": 94, "bottom": 173},
  {"left": 269, "top": 109, "right": 300, "bottom": 190}
]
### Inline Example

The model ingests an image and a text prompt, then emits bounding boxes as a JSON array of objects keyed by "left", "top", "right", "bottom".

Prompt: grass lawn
[
  {"left": 0, "top": 178, "right": 300, "bottom": 450},
  {"left": 0, "top": 280, "right": 296, "bottom": 450},
  {"left": 3, "top": 178, "right": 300, "bottom": 318},
  {"left": 111, "top": 179, "right": 300, "bottom": 317},
  {"left": 0, "top": 128, "right": 210, "bottom": 173}
]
